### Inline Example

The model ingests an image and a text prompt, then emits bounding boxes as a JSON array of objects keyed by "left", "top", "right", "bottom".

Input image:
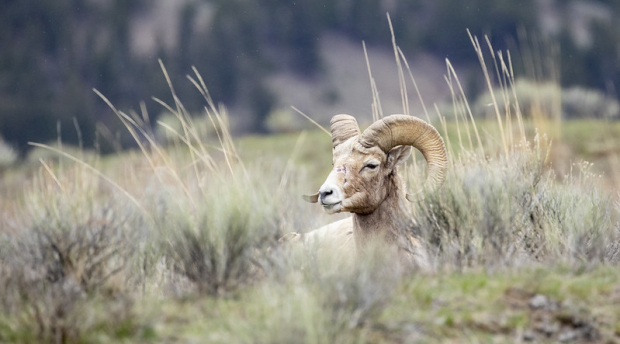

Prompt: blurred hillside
[{"left": 1, "top": 0, "right": 619, "bottom": 153}]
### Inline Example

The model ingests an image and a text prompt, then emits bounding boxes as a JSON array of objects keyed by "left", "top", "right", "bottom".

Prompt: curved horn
[
  {"left": 360, "top": 114, "right": 447, "bottom": 188},
  {"left": 330, "top": 114, "right": 360, "bottom": 149}
]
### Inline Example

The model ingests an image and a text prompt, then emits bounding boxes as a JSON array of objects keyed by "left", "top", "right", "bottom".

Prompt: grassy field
[
  {"left": 1, "top": 49, "right": 620, "bottom": 343},
  {"left": 1, "top": 112, "right": 619, "bottom": 343}
]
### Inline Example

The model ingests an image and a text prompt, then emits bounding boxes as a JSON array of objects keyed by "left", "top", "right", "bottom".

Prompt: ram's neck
[{"left": 352, "top": 174, "right": 409, "bottom": 247}]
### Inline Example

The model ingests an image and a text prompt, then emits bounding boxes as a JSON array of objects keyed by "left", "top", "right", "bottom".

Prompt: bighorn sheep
[{"left": 287, "top": 114, "right": 447, "bottom": 267}]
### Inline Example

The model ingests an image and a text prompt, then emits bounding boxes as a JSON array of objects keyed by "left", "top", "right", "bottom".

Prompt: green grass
[{"left": 379, "top": 266, "right": 620, "bottom": 342}]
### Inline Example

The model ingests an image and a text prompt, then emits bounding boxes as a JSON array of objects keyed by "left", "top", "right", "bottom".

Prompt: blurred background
[{"left": 1, "top": 0, "right": 619, "bottom": 155}]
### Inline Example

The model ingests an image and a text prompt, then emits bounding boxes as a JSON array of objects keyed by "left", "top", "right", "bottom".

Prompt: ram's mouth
[{"left": 321, "top": 201, "right": 342, "bottom": 214}]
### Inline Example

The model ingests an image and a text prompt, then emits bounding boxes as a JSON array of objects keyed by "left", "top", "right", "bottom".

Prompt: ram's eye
[{"left": 364, "top": 163, "right": 378, "bottom": 170}]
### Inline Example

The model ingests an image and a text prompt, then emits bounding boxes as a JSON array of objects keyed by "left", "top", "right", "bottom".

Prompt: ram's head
[{"left": 304, "top": 114, "right": 447, "bottom": 215}]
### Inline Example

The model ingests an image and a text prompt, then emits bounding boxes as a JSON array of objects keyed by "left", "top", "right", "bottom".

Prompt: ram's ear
[
  {"left": 386, "top": 145, "right": 412, "bottom": 170},
  {"left": 302, "top": 192, "right": 319, "bottom": 203}
]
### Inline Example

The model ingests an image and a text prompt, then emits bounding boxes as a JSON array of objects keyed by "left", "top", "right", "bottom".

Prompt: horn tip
[{"left": 331, "top": 114, "right": 357, "bottom": 125}]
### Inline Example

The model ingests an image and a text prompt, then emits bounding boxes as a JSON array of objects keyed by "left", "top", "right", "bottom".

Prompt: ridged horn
[
  {"left": 360, "top": 114, "right": 447, "bottom": 188},
  {"left": 330, "top": 114, "right": 360, "bottom": 149}
]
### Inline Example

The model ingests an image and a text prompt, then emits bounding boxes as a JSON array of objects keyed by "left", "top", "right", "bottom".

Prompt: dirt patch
[{"left": 504, "top": 287, "right": 611, "bottom": 343}]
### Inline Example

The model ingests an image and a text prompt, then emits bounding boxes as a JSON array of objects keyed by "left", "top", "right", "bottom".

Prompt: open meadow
[{"left": 1, "top": 37, "right": 620, "bottom": 344}]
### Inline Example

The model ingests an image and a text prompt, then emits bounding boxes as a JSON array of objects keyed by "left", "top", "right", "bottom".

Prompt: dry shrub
[
  {"left": 151, "top": 169, "right": 283, "bottom": 296},
  {"left": 17, "top": 167, "right": 141, "bottom": 291},
  {"left": 411, "top": 135, "right": 619, "bottom": 269},
  {"left": 0, "top": 135, "right": 17, "bottom": 170},
  {"left": 0, "top": 164, "right": 145, "bottom": 343},
  {"left": 473, "top": 79, "right": 620, "bottom": 120},
  {"left": 562, "top": 86, "right": 620, "bottom": 120}
]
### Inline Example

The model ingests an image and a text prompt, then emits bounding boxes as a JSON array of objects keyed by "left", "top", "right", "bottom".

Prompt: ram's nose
[
  {"left": 319, "top": 188, "right": 333, "bottom": 203},
  {"left": 318, "top": 184, "right": 340, "bottom": 205}
]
